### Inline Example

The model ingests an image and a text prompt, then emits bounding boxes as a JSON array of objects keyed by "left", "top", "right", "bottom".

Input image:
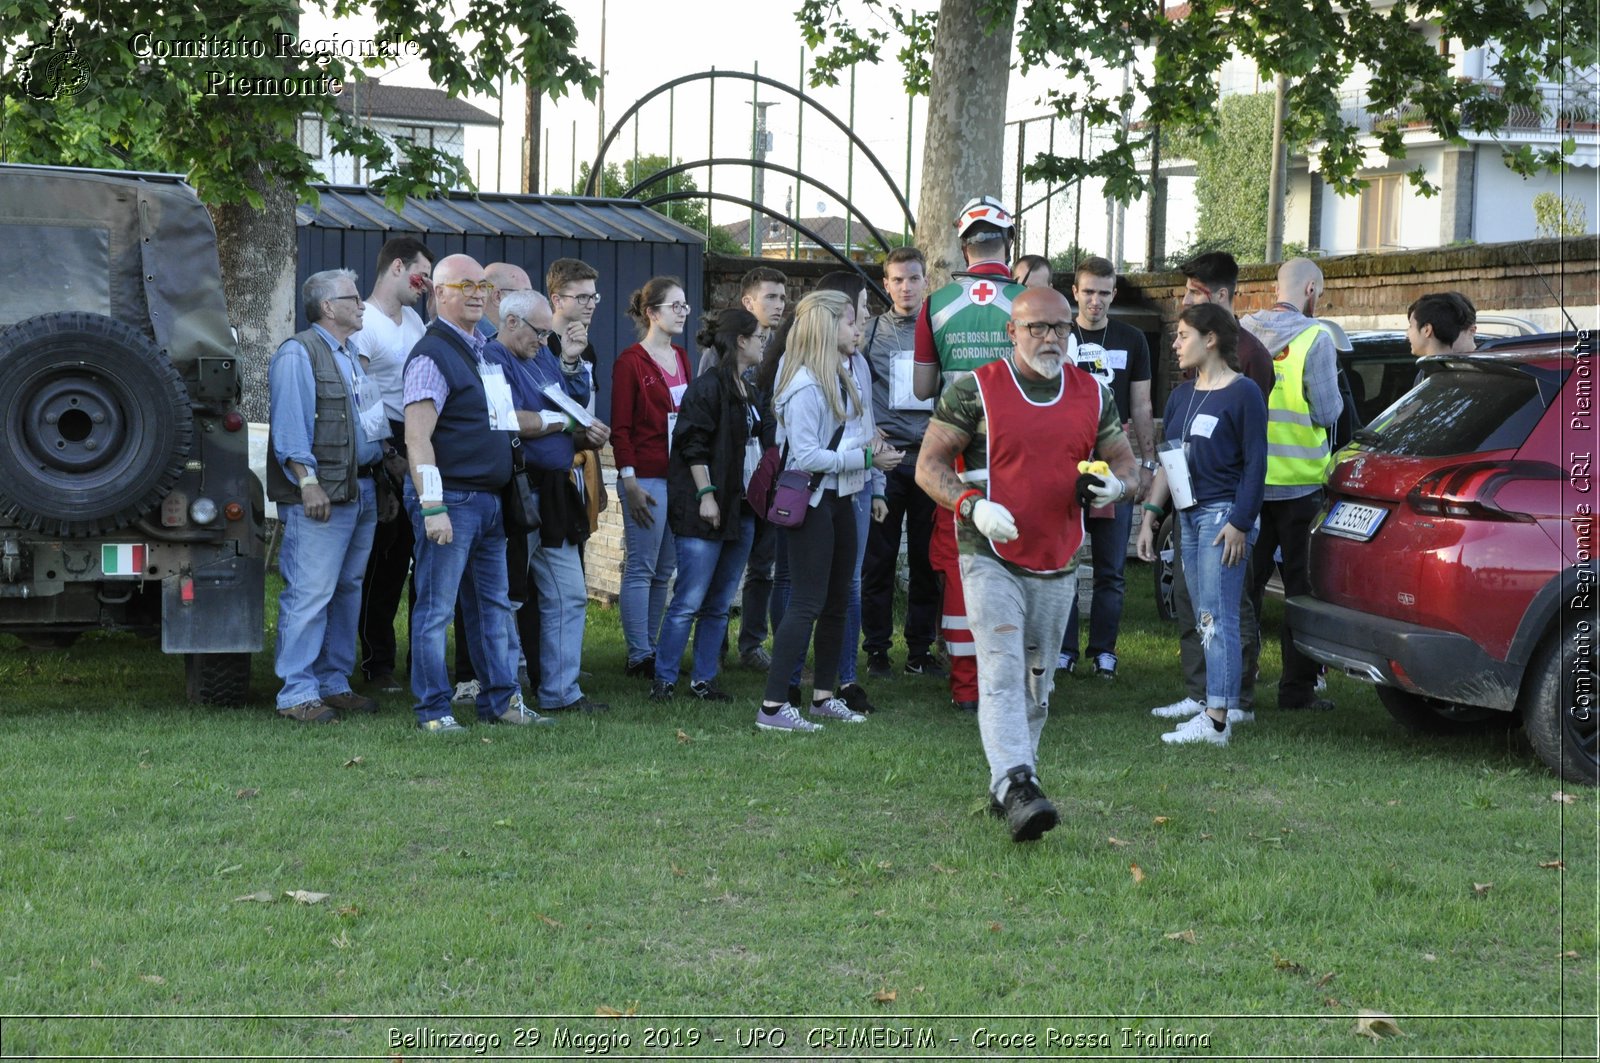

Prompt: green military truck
[{"left": 0, "top": 164, "right": 265, "bottom": 703}]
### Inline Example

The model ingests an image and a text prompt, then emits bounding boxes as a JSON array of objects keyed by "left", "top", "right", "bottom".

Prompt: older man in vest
[
  {"left": 1241, "top": 257, "right": 1343, "bottom": 712},
  {"left": 918, "top": 286, "right": 1136, "bottom": 842},
  {"left": 403, "top": 253, "right": 532, "bottom": 733},
  {"left": 267, "top": 268, "right": 386, "bottom": 722}
]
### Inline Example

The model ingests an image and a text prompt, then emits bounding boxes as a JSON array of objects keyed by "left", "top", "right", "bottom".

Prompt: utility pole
[
  {"left": 523, "top": 77, "right": 540, "bottom": 194},
  {"left": 1266, "top": 73, "right": 1289, "bottom": 262},
  {"left": 596, "top": 0, "right": 608, "bottom": 168},
  {"left": 749, "top": 98, "right": 777, "bottom": 256}
]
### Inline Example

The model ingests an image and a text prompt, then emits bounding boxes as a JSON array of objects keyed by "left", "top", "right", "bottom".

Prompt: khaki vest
[{"left": 266, "top": 327, "right": 359, "bottom": 504}]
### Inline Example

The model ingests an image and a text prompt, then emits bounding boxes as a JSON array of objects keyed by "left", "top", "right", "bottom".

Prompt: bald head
[
  {"left": 482, "top": 263, "right": 533, "bottom": 328},
  {"left": 1276, "top": 257, "right": 1325, "bottom": 316},
  {"left": 1008, "top": 286, "right": 1075, "bottom": 380},
  {"left": 1013, "top": 285, "right": 1071, "bottom": 322},
  {"left": 431, "top": 254, "right": 488, "bottom": 330}
]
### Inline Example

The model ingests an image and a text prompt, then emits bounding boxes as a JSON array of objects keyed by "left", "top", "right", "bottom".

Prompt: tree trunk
[
  {"left": 914, "top": 0, "right": 1018, "bottom": 287},
  {"left": 209, "top": 166, "right": 297, "bottom": 423}
]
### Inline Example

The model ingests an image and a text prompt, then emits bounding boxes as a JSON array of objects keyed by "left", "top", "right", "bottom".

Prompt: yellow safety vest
[{"left": 1265, "top": 324, "right": 1333, "bottom": 486}]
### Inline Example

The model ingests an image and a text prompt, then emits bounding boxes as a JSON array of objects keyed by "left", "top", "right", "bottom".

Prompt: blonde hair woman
[{"left": 757, "top": 290, "right": 887, "bottom": 731}]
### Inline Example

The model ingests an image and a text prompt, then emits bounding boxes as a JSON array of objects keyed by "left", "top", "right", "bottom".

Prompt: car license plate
[{"left": 1322, "top": 501, "right": 1386, "bottom": 541}]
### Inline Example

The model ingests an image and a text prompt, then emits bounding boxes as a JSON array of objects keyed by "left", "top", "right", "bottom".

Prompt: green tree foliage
[
  {"left": 1167, "top": 93, "right": 1278, "bottom": 263},
  {"left": 0, "top": 0, "right": 598, "bottom": 208},
  {"left": 797, "top": 0, "right": 1595, "bottom": 203},
  {"left": 559, "top": 156, "right": 742, "bottom": 254}
]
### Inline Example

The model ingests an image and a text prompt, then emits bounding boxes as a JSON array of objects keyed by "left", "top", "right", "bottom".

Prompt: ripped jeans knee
[{"left": 1197, "top": 610, "right": 1216, "bottom": 648}]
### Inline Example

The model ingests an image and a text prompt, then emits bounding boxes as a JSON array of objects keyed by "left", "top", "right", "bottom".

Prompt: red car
[{"left": 1286, "top": 333, "right": 1597, "bottom": 783}]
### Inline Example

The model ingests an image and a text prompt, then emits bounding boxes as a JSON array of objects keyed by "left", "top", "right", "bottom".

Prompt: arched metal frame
[
  {"left": 645, "top": 190, "right": 889, "bottom": 308},
  {"left": 586, "top": 70, "right": 917, "bottom": 235},
  {"left": 623, "top": 157, "right": 895, "bottom": 255}
]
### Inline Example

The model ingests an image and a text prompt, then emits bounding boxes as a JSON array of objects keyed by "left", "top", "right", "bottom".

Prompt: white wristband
[
  {"left": 539, "top": 410, "right": 568, "bottom": 431},
  {"left": 417, "top": 463, "right": 443, "bottom": 500},
  {"left": 619, "top": 466, "right": 636, "bottom": 480}
]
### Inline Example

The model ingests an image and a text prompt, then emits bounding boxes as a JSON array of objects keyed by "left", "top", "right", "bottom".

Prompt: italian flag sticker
[{"left": 101, "top": 544, "right": 147, "bottom": 578}]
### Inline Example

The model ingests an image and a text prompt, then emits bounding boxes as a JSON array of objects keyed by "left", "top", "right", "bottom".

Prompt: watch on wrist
[
  {"left": 957, "top": 492, "right": 980, "bottom": 525},
  {"left": 298, "top": 473, "right": 319, "bottom": 488},
  {"left": 1140, "top": 459, "right": 1158, "bottom": 472}
]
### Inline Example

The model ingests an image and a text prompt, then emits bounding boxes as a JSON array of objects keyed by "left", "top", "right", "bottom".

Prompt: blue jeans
[
  {"left": 620, "top": 476, "right": 675, "bottom": 664},
  {"left": 1180, "top": 502, "right": 1259, "bottom": 712},
  {"left": 1061, "top": 501, "right": 1132, "bottom": 660},
  {"left": 527, "top": 503, "right": 589, "bottom": 709},
  {"left": 655, "top": 515, "right": 756, "bottom": 686},
  {"left": 274, "top": 479, "right": 378, "bottom": 709},
  {"left": 406, "top": 484, "right": 518, "bottom": 723},
  {"left": 837, "top": 488, "right": 872, "bottom": 685}
]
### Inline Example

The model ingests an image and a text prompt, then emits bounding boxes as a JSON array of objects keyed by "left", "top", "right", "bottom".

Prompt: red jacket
[{"left": 610, "top": 342, "right": 690, "bottom": 478}]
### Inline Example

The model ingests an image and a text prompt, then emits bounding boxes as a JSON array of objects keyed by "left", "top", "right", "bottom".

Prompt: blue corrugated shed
[{"left": 297, "top": 185, "right": 706, "bottom": 424}]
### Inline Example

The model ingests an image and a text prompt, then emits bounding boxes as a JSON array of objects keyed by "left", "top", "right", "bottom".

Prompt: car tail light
[{"left": 1406, "top": 461, "right": 1557, "bottom": 522}]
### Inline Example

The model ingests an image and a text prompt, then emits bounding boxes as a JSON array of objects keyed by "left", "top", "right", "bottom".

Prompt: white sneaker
[
  {"left": 1227, "top": 709, "right": 1255, "bottom": 724},
  {"left": 1151, "top": 695, "right": 1204, "bottom": 719},
  {"left": 1161, "top": 710, "right": 1231, "bottom": 746},
  {"left": 452, "top": 679, "right": 480, "bottom": 704},
  {"left": 1056, "top": 653, "right": 1077, "bottom": 672}
]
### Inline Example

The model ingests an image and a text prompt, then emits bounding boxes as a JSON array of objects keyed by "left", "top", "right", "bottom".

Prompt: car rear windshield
[{"left": 1364, "top": 366, "right": 1545, "bottom": 457}]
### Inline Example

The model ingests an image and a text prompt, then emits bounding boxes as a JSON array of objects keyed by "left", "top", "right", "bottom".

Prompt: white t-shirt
[{"left": 350, "top": 303, "right": 425, "bottom": 421}]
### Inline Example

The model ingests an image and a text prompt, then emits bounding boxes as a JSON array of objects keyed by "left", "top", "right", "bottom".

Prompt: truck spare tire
[{"left": 0, "top": 311, "right": 194, "bottom": 536}]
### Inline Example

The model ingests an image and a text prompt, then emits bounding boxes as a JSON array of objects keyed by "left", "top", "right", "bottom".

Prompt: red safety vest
[{"left": 972, "top": 359, "right": 1102, "bottom": 575}]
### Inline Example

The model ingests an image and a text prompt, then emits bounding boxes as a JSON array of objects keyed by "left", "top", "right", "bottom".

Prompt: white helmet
[{"left": 955, "top": 196, "right": 1014, "bottom": 240}]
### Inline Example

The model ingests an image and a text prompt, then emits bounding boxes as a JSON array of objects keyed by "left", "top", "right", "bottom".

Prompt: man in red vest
[{"left": 916, "top": 286, "right": 1136, "bottom": 842}]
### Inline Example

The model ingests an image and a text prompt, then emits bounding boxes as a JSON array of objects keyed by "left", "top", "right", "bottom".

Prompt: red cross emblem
[{"left": 970, "top": 281, "right": 996, "bottom": 305}]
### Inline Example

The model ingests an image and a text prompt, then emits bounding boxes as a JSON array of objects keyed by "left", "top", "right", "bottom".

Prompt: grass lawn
[{"left": 1, "top": 563, "right": 1595, "bottom": 1059}]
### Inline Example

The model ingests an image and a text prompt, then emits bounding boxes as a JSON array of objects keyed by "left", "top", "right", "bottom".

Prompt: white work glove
[
  {"left": 971, "top": 499, "right": 1018, "bottom": 543},
  {"left": 1083, "top": 468, "right": 1126, "bottom": 508}
]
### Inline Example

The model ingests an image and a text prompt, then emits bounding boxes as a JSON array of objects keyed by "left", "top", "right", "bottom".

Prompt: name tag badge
[
  {"left": 890, "top": 350, "right": 934, "bottom": 411},
  {"left": 668, "top": 382, "right": 688, "bottom": 409},
  {"left": 666, "top": 411, "right": 678, "bottom": 454},
  {"left": 355, "top": 375, "right": 390, "bottom": 443},
  {"left": 480, "top": 364, "right": 517, "bottom": 432},
  {"left": 1103, "top": 348, "right": 1129, "bottom": 371},
  {"left": 1190, "top": 413, "right": 1219, "bottom": 439},
  {"left": 743, "top": 437, "right": 762, "bottom": 490}
]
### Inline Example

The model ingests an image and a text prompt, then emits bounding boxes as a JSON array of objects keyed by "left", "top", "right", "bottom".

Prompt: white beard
[{"left": 1019, "top": 349, "right": 1065, "bottom": 378}]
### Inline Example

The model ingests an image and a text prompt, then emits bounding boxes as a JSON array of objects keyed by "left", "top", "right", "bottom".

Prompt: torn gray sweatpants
[{"left": 960, "top": 551, "right": 1077, "bottom": 800}]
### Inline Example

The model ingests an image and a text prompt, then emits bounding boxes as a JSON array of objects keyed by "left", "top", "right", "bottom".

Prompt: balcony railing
[{"left": 1335, "top": 77, "right": 1600, "bottom": 138}]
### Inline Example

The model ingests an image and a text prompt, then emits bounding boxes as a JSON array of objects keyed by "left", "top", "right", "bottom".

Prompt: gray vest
[{"left": 266, "top": 327, "right": 359, "bottom": 505}]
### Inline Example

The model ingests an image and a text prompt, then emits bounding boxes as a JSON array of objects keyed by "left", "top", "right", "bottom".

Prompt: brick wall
[
  {"left": 583, "top": 236, "right": 1597, "bottom": 601},
  {"left": 1119, "top": 234, "right": 1599, "bottom": 403}
]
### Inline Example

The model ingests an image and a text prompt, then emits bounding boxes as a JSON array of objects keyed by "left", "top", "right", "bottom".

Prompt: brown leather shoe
[
  {"left": 278, "top": 699, "right": 338, "bottom": 724},
  {"left": 322, "top": 691, "right": 379, "bottom": 714}
]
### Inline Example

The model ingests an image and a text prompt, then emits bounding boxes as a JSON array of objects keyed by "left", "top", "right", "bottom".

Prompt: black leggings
[{"left": 763, "top": 491, "right": 856, "bottom": 703}]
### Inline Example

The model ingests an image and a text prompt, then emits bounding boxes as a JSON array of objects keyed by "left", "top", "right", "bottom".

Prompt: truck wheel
[
  {"left": 0, "top": 312, "right": 193, "bottom": 536},
  {"left": 1376, "top": 685, "right": 1518, "bottom": 735},
  {"left": 1523, "top": 623, "right": 1599, "bottom": 785},
  {"left": 186, "top": 652, "right": 252, "bottom": 706}
]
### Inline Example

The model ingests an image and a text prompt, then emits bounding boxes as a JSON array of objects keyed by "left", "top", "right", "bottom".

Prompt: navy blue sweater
[{"left": 1161, "top": 376, "right": 1267, "bottom": 533}]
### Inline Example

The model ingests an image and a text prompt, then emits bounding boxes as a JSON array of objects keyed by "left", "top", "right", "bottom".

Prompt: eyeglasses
[
  {"left": 556, "top": 291, "right": 602, "bottom": 306},
  {"left": 328, "top": 295, "right": 362, "bottom": 303},
  {"left": 530, "top": 327, "right": 554, "bottom": 343},
  {"left": 1017, "top": 320, "right": 1073, "bottom": 339},
  {"left": 654, "top": 301, "right": 691, "bottom": 313},
  {"left": 435, "top": 280, "right": 495, "bottom": 295}
]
